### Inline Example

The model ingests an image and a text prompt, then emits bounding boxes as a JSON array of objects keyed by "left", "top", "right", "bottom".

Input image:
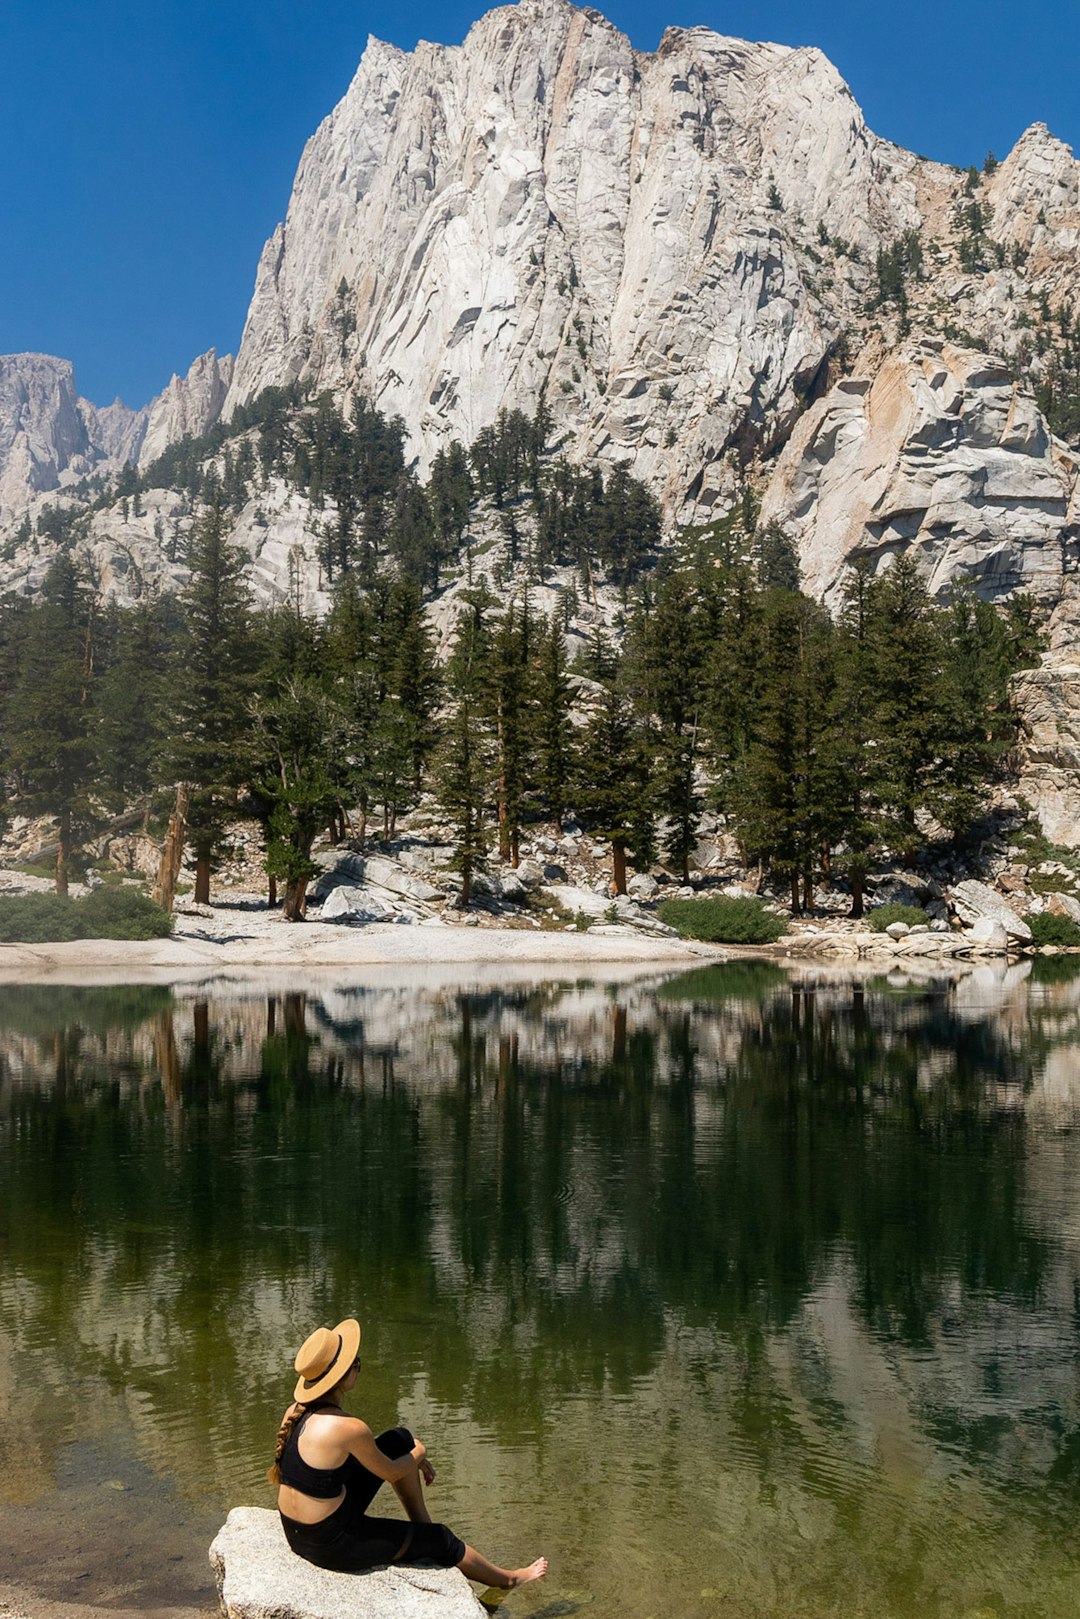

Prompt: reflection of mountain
[{"left": 1, "top": 968, "right": 1080, "bottom": 1614}]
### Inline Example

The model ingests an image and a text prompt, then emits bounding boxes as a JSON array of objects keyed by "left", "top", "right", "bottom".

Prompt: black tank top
[{"left": 278, "top": 1407, "right": 350, "bottom": 1498}]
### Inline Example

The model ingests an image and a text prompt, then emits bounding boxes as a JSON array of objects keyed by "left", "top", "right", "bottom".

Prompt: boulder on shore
[
  {"left": 949, "top": 880, "right": 1032, "bottom": 942},
  {"left": 210, "top": 1507, "right": 486, "bottom": 1619}
]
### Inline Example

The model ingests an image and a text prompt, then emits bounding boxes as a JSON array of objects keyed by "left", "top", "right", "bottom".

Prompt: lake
[{"left": 1, "top": 960, "right": 1079, "bottom": 1619}]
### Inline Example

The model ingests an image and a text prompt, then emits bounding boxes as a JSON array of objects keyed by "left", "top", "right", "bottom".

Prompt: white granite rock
[
  {"left": 224, "top": 0, "right": 924, "bottom": 512},
  {"left": 949, "top": 880, "right": 1032, "bottom": 942},
  {"left": 0, "top": 354, "right": 148, "bottom": 518},
  {"left": 965, "top": 916, "right": 1010, "bottom": 951},
  {"left": 1046, "top": 891, "right": 1080, "bottom": 924},
  {"left": 319, "top": 885, "right": 393, "bottom": 922},
  {"left": 209, "top": 1506, "right": 485, "bottom": 1619},
  {"left": 139, "top": 349, "right": 233, "bottom": 468},
  {"left": 761, "top": 342, "right": 1070, "bottom": 607},
  {"left": 627, "top": 872, "right": 659, "bottom": 901}
]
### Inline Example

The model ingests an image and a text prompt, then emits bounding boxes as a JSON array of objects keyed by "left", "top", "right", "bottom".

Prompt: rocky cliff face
[
  {"left": 0, "top": 354, "right": 149, "bottom": 519},
  {"left": 759, "top": 341, "right": 1079, "bottom": 607},
  {"left": 225, "top": 0, "right": 931, "bottom": 513},
  {"left": 224, "top": 0, "right": 1078, "bottom": 521},
  {"left": 138, "top": 349, "right": 234, "bottom": 469}
]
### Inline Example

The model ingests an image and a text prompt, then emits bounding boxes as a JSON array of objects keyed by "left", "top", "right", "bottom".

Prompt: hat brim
[{"left": 293, "top": 1317, "right": 362, "bottom": 1404}]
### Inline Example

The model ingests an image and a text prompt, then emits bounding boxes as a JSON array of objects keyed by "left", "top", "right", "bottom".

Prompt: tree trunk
[
  {"left": 497, "top": 714, "right": 511, "bottom": 862},
  {"left": 461, "top": 861, "right": 472, "bottom": 909},
  {"left": 282, "top": 877, "right": 309, "bottom": 922},
  {"left": 194, "top": 851, "right": 211, "bottom": 906},
  {"left": 790, "top": 875, "right": 801, "bottom": 914},
  {"left": 849, "top": 870, "right": 865, "bottom": 920},
  {"left": 611, "top": 840, "right": 627, "bottom": 896},
  {"left": 55, "top": 804, "right": 71, "bottom": 898},
  {"left": 268, "top": 874, "right": 278, "bottom": 907},
  {"left": 802, "top": 872, "right": 813, "bottom": 913},
  {"left": 154, "top": 1010, "right": 182, "bottom": 1107},
  {"left": 511, "top": 829, "right": 520, "bottom": 869},
  {"left": 152, "top": 785, "right": 189, "bottom": 913}
]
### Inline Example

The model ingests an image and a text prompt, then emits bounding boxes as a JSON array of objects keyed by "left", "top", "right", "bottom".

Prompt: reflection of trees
[{"left": 0, "top": 972, "right": 1078, "bottom": 1534}]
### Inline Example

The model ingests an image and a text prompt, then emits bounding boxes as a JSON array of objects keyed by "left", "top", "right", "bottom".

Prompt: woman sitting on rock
[{"left": 270, "top": 1317, "right": 547, "bottom": 1588}]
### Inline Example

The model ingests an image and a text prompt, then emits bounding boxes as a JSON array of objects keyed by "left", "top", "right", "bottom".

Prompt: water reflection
[{"left": 1, "top": 965, "right": 1080, "bottom": 1617}]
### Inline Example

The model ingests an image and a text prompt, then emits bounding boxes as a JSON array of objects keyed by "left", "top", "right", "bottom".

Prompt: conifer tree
[
  {"left": 628, "top": 572, "right": 706, "bottom": 881},
  {"left": 734, "top": 589, "right": 835, "bottom": 912},
  {"left": 868, "top": 556, "right": 942, "bottom": 863},
  {"left": 438, "top": 594, "right": 495, "bottom": 905},
  {"left": 160, "top": 493, "right": 254, "bottom": 907},
  {"left": 576, "top": 656, "right": 654, "bottom": 895},
  {"left": 94, "top": 597, "right": 179, "bottom": 810},
  {"left": 4, "top": 557, "right": 96, "bottom": 894},
  {"left": 488, "top": 599, "right": 534, "bottom": 864},
  {"left": 831, "top": 564, "right": 883, "bottom": 917},
  {"left": 534, "top": 612, "right": 575, "bottom": 832},
  {"left": 251, "top": 675, "right": 349, "bottom": 920}
]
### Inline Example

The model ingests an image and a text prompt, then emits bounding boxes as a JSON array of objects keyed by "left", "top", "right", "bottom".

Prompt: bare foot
[{"left": 508, "top": 1558, "right": 548, "bottom": 1587}]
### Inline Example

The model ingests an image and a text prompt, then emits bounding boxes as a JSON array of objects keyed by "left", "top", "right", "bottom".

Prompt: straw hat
[{"left": 292, "top": 1318, "right": 362, "bottom": 1403}]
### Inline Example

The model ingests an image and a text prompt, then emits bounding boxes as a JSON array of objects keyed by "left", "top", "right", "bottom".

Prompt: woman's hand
[{"left": 419, "top": 1456, "right": 436, "bottom": 1486}]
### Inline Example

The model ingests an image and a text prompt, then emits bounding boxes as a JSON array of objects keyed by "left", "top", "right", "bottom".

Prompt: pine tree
[
  {"left": 488, "top": 600, "right": 533, "bottom": 864},
  {"left": 94, "top": 596, "right": 179, "bottom": 810},
  {"left": 534, "top": 612, "right": 575, "bottom": 832},
  {"left": 4, "top": 557, "right": 96, "bottom": 894},
  {"left": 161, "top": 493, "right": 254, "bottom": 907},
  {"left": 437, "top": 592, "right": 495, "bottom": 905},
  {"left": 628, "top": 572, "right": 706, "bottom": 881},
  {"left": 251, "top": 676, "right": 349, "bottom": 920},
  {"left": 576, "top": 656, "right": 654, "bottom": 895},
  {"left": 831, "top": 564, "right": 884, "bottom": 917},
  {"left": 438, "top": 692, "right": 489, "bottom": 907},
  {"left": 732, "top": 589, "right": 836, "bottom": 912},
  {"left": 868, "top": 556, "right": 942, "bottom": 864}
]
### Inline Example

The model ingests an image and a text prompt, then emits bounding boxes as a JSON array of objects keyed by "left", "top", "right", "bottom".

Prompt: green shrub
[
  {"left": 0, "top": 886, "right": 173, "bottom": 943},
  {"left": 0, "top": 893, "right": 80, "bottom": 943},
  {"left": 867, "top": 902, "right": 927, "bottom": 933},
  {"left": 1029, "top": 911, "right": 1080, "bottom": 948},
  {"left": 657, "top": 896, "right": 787, "bottom": 944}
]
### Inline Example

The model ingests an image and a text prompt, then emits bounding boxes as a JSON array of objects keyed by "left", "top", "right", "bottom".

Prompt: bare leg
[
  {"left": 390, "top": 1468, "right": 433, "bottom": 1524},
  {"left": 457, "top": 1546, "right": 548, "bottom": 1589}
]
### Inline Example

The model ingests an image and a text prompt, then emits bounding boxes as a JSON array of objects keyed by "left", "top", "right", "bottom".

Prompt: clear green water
[{"left": 2, "top": 962, "right": 1080, "bottom": 1619}]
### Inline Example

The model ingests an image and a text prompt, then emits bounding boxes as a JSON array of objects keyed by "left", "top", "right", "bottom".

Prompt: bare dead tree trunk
[{"left": 152, "top": 785, "right": 189, "bottom": 913}]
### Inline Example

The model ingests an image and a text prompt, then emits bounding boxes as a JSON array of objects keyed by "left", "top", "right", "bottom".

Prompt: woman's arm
[{"left": 346, "top": 1419, "right": 427, "bottom": 1484}]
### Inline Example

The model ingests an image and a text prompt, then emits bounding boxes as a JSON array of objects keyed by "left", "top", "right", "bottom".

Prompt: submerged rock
[{"left": 210, "top": 1506, "right": 485, "bottom": 1619}]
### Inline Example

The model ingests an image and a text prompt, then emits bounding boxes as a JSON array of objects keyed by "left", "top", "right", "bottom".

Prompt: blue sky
[{"left": 0, "top": 0, "right": 1075, "bottom": 410}]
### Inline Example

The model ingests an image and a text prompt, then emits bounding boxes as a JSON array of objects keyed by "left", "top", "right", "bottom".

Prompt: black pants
[{"left": 280, "top": 1426, "right": 466, "bottom": 1573}]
